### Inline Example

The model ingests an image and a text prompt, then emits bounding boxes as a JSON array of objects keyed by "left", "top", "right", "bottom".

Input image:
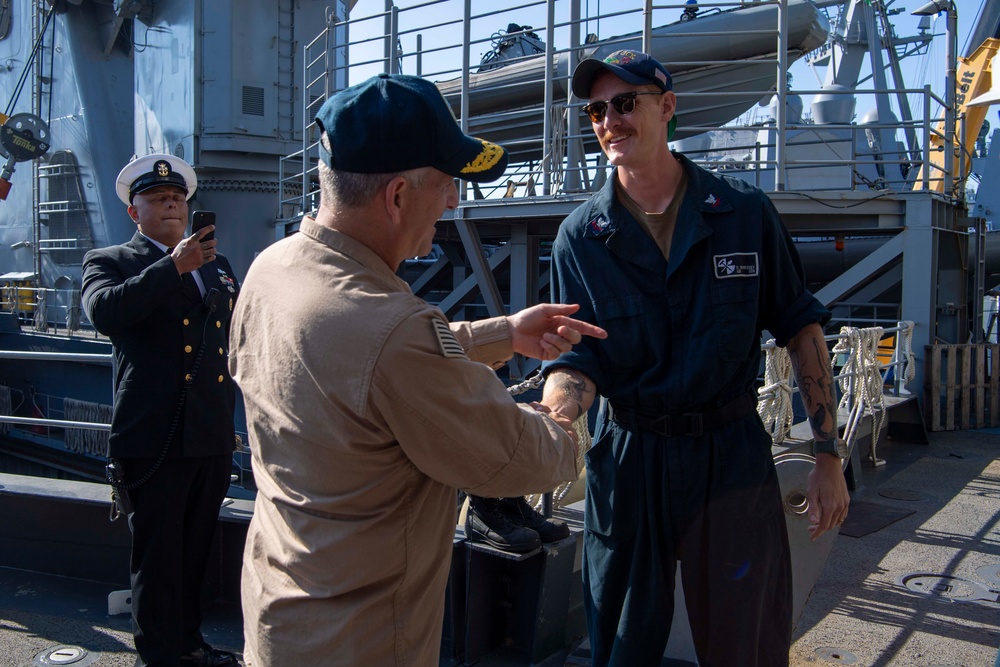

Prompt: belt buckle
[
  {"left": 682, "top": 413, "right": 703, "bottom": 437},
  {"left": 649, "top": 414, "right": 671, "bottom": 436}
]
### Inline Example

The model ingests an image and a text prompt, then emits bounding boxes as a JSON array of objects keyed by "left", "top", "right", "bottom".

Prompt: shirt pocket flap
[
  {"left": 594, "top": 295, "right": 644, "bottom": 322},
  {"left": 710, "top": 278, "right": 758, "bottom": 305}
]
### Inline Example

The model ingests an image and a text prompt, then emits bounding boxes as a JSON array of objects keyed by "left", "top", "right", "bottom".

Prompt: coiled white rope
[
  {"left": 757, "top": 341, "right": 795, "bottom": 444},
  {"left": 544, "top": 104, "right": 567, "bottom": 194},
  {"left": 63, "top": 398, "right": 112, "bottom": 456},
  {"left": 897, "top": 320, "right": 916, "bottom": 395},
  {"left": 832, "top": 326, "right": 887, "bottom": 466}
]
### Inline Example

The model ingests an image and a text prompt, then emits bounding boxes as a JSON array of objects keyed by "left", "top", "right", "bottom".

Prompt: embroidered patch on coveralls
[{"left": 713, "top": 252, "right": 759, "bottom": 279}]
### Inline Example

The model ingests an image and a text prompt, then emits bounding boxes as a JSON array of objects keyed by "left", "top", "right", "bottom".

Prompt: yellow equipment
[{"left": 913, "top": 38, "right": 999, "bottom": 194}]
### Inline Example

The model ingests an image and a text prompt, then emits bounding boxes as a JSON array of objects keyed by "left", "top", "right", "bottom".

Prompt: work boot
[
  {"left": 466, "top": 496, "right": 541, "bottom": 553},
  {"left": 499, "top": 496, "right": 570, "bottom": 543},
  {"left": 179, "top": 645, "right": 238, "bottom": 666}
]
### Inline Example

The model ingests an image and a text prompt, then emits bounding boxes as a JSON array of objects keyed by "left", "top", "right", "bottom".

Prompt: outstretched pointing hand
[{"left": 507, "top": 303, "right": 607, "bottom": 361}]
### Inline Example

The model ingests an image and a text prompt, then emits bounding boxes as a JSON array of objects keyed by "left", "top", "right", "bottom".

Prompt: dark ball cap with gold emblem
[
  {"left": 314, "top": 73, "right": 508, "bottom": 183},
  {"left": 572, "top": 49, "right": 677, "bottom": 140},
  {"left": 115, "top": 153, "right": 197, "bottom": 206},
  {"left": 571, "top": 49, "right": 673, "bottom": 99}
]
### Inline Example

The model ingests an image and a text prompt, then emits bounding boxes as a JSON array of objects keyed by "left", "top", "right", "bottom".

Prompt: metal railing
[
  {"left": 0, "top": 322, "right": 914, "bottom": 440},
  {"left": 760, "top": 322, "right": 913, "bottom": 397},
  {"left": 0, "top": 285, "right": 88, "bottom": 335},
  {"left": 275, "top": 0, "right": 961, "bottom": 228},
  {"left": 756, "top": 322, "right": 913, "bottom": 450},
  {"left": 0, "top": 378, "right": 255, "bottom": 491},
  {"left": 0, "top": 350, "right": 112, "bottom": 432}
]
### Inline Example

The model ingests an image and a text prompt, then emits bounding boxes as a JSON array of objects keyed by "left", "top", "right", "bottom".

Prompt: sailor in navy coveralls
[
  {"left": 540, "top": 51, "right": 851, "bottom": 666},
  {"left": 82, "top": 154, "right": 239, "bottom": 667}
]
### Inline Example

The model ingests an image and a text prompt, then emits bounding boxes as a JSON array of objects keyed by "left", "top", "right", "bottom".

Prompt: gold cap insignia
[{"left": 460, "top": 140, "right": 505, "bottom": 175}]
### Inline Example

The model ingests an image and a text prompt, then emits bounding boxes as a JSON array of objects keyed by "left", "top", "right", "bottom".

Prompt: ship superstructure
[{"left": 0, "top": 1, "right": 999, "bottom": 663}]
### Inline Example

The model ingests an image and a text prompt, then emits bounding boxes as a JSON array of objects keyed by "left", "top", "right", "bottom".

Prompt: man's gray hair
[{"left": 318, "top": 134, "right": 426, "bottom": 208}]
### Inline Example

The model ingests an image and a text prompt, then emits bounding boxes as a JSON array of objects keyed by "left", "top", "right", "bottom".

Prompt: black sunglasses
[{"left": 582, "top": 91, "right": 664, "bottom": 123}]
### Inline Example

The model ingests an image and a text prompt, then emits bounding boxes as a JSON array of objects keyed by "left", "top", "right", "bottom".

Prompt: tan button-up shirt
[{"left": 231, "top": 217, "right": 579, "bottom": 667}]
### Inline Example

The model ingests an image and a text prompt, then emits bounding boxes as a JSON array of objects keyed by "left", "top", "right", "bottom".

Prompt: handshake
[{"left": 530, "top": 401, "right": 578, "bottom": 446}]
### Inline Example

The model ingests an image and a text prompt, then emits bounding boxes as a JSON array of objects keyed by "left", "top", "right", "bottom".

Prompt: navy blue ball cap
[
  {"left": 314, "top": 73, "right": 508, "bottom": 183},
  {"left": 572, "top": 49, "right": 673, "bottom": 99},
  {"left": 116, "top": 153, "right": 196, "bottom": 206}
]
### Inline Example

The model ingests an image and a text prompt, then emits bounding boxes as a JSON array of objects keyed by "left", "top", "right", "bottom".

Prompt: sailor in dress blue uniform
[{"left": 82, "top": 153, "right": 240, "bottom": 667}]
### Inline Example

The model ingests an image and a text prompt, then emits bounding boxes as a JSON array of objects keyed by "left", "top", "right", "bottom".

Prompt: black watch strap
[{"left": 813, "top": 438, "right": 847, "bottom": 459}]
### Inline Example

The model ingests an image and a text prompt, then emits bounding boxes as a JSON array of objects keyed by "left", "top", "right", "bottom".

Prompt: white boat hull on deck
[{"left": 436, "top": 0, "right": 829, "bottom": 159}]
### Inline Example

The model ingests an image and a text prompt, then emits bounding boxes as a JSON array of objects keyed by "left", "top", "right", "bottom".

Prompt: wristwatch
[{"left": 813, "top": 438, "right": 848, "bottom": 459}]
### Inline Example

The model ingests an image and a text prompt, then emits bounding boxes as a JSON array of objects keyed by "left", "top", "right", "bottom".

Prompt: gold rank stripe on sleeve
[{"left": 432, "top": 318, "right": 466, "bottom": 358}]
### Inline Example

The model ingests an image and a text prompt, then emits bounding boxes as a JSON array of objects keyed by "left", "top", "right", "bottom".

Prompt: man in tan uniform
[{"left": 231, "top": 73, "right": 607, "bottom": 667}]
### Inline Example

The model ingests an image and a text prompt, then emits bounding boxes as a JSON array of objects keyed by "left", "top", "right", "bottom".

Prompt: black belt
[{"left": 609, "top": 391, "right": 757, "bottom": 438}]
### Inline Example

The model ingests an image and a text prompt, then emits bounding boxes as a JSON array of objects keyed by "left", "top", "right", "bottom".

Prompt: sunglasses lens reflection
[
  {"left": 612, "top": 94, "right": 636, "bottom": 115},
  {"left": 583, "top": 93, "right": 638, "bottom": 123},
  {"left": 584, "top": 102, "right": 607, "bottom": 123}
]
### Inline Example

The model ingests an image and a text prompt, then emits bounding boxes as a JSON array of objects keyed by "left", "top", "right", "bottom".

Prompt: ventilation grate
[{"left": 242, "top": 86, "right": 265, "bottom": 116}]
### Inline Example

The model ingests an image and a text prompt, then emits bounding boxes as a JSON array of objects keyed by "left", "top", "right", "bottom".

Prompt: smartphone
[{"left": 192, "top": 210, "right": 216, "bottom": 242}]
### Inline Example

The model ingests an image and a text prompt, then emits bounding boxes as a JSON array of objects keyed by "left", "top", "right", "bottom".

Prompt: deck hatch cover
[{"left": 33, "top": 645, "right": 100, "bottom": 666}]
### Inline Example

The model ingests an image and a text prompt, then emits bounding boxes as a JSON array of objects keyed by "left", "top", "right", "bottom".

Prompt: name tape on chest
[
  {"left": 432, "top": 318, "right": 467, "bottom": 358},
  {"left": 714, "top": 252, "right": 759, "bottom": 279}
]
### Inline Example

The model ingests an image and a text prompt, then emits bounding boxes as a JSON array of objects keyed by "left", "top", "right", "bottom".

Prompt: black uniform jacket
[{"left": 82, "top": 232, "right": 240, "bottom": 459}]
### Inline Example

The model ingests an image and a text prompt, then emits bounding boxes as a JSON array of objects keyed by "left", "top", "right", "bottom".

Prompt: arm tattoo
[
  {"left": 791, "top": 335, "right": 838, "bottom": 441},
  {"left": 807, "top": 403, "right": 836, "bottom": 442},
  {"left": 550, "top": 369, "right": 591, "bottom": 421}
]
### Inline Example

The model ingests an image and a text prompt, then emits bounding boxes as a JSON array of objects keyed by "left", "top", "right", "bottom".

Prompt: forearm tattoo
[
  {"left": 792, "top": 335, "right": 838, "bottom": 441},
  {"left": 550, "top": 369, "right": 592, "bottom": 421}
]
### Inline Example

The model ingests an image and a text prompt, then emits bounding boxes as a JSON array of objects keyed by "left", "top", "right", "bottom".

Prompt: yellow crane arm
[{"left": 913, "top": 38, "right": 999, "bottom": 193}]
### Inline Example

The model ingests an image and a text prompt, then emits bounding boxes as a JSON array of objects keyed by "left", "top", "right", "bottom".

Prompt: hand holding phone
[{"left": 192, "top": 210, "right": 216, "bottom": 242}]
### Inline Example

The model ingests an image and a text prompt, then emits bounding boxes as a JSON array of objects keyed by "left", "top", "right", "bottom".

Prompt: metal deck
[{"left": 2, "top": 426, "right": 999, "bottom": 666}]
